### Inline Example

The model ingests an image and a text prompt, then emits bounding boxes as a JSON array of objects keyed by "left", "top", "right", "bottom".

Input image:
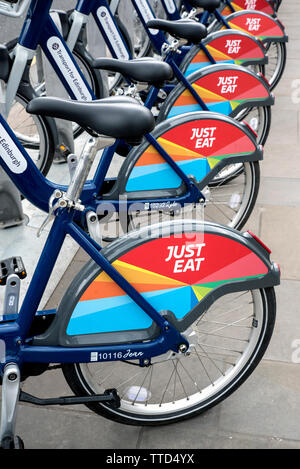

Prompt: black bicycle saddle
[
  {"left": 188, "top": 0, "right": 221, "bottom": 12},
  {"left": 93, "top": 57, "right": 174, "bottom": 87},
  {"left": 146, "top": 19, "right": 208, "bottom": 43},
  {"left": 27, "top": 96, "right": 155, "bottom": 145}
]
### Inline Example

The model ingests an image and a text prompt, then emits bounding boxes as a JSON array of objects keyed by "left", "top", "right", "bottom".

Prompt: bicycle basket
[{"left": 0, "top": 0, "right": 30, "bottom": 17}]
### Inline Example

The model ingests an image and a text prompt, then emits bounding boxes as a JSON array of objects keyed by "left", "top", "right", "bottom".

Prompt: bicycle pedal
[{"left": 0, "top": 257, "right": 27, "bottom": 287}]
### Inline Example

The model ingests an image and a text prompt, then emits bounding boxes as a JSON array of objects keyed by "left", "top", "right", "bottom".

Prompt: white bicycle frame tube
[
  {"left": 67, "top": 10, "right": 89, "bottom": 52},
  {"left": 109, "top": 0, "right": 120, "bottom": 15},
  {"left": 5, "top": 44, "right": 35, "bottom": 118}
]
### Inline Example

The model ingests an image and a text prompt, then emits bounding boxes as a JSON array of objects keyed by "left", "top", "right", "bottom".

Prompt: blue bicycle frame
[
  {"left": 17, "top": 0, "right": 96, "bottom": 103},
  {"left": 0, "top": 111, "right": 189, "bottom": 369},
  {"left": 72, "top": 0, "right": 211, "bottom": 107},
  {"left": 5, "top": 0, "right": 205, "bottom": 218}
]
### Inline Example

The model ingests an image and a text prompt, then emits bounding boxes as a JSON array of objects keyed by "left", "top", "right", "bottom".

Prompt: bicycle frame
[
  {"left": 0, "top": 96, "right": 204, "bottom": 218},
  {"left": 5, "top": 0, "right": 97, "bottom": 116},
  {"left": 0, "top": 110, "right": 190, "bottom": 368},
  {"left": 68, "top": 0, "right": 218, "bottom": 107},
  {"left": 0, "top": 105, "right": 280, "bottom": 369},
  {"left": 68, "top": 0, "right": 269, "bottom": 103},
  {"left": 69, "top": 0, "right": 221, "bottom": 72},
  {"left": 1, "top": 0, "right": 207, "bottom": 216}
]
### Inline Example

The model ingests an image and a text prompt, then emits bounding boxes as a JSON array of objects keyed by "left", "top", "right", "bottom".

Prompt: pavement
[{"left": 1, "top": 0, "right": 300, "bottom": 450}]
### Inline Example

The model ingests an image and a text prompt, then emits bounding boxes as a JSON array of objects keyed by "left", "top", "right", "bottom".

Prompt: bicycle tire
[
  {"left": 62, "top": 275, "right": 276, "bottom": 426},
  {"left": 6, "top": 36, "right": 105, "bottom": 142},
  {"left": 8, "top": 82, "right": 57, "bottom": 177},
  {"left": 180, "top": 43, "right": 266, "bottom": 81},
  {"left": 119, "top": 160, "right": 259, "bottom": 236},
  {"left": 157, "top": 73, "right": 272, "bottom": 148},
  {"left": 208, "top": 21, "right": 287, "bottom": 91},
  {"left": 264, "top": 41, "right": 286, "bottom": 91}
]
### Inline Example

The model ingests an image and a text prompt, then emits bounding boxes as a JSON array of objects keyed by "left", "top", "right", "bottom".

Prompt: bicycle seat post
[{"left": 66, "top": 136, "right": 115, "bottom": 204}]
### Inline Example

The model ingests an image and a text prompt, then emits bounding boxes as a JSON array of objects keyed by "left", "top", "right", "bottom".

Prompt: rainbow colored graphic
[
  {"left": 223, "top": 12, "right": 285, "bottom": 41},
  {"left": 66, "top": 234, "right": 268, "bottom": 336},
  {"left": 221, "top": 0, "right": 275, "bottom": 16},
  {"left": 185, "top": 34, "right": 265, "bottom": 76},
  {"left": 125, "top": 118, "right": 256, "bottom": 192},
  {"left": 168, "top": 68, "right": 270, "bottom": 120}
]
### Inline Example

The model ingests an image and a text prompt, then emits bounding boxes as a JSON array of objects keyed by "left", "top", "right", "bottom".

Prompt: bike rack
[{"left": 0, "top": 0, "right": 31, "bottom": 18}]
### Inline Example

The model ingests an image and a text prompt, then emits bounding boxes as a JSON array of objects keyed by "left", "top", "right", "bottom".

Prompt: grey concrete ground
[{"left": 1, "top": 0, "right": 300, "bottom": 450}]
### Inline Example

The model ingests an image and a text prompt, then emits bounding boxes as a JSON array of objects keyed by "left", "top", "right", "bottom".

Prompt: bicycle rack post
[
  {"left": 118, "top": 0, "right": 135, "bottom": 36},
  {"left": 86, "top": 13, "right": 109, "bottom": 97},
  {"left": 43, "top": 11, "right": 75, "bottom": 161}
]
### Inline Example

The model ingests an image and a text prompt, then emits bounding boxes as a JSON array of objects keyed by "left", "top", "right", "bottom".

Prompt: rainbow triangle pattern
[
  {"left": 167, "top": 81, "right": 264, "bottom": 120},
  {"left": 125, "top": 135, "right": 224, "bottom": 192},
  {"left": 67, "top": 256, "right": 265, "bottom": 336}
]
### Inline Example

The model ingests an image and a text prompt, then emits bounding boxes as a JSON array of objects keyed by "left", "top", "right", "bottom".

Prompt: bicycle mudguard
[
  {"left": 161, "top": 64, "right": 274, "bottom": 121},
  {"left": 33, "top": 221, "right": 280, "bottom": 348},
  {"left": 222, "top": 11, "right": 288, "bottom": 43},
  {"left": 220, "top": 0, "right": 276, "bottom": 16},
  {"left": 182, "top": 30, "right": 267, "bottom": 77},
  {"left": 105, "top": 112, "right": 262, "bottom": 195}
]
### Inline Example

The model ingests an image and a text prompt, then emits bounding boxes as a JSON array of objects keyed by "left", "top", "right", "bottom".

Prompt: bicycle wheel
[
  {"left": 124, "top": 160, "right": 259, "bottom": 235},
  {"left": 7, "top": 86, "right": 56, "bottom": 177},
  {"left": 180, "top": 42, "right": 266, "bottom": 84},
  {"left": 132, "top": 10, "right": 153, "bottom": 58},
  {"left": 264, "top": 41, "right": 286, "bottom": 91},
  {"left": 6, "top": 37, "right": 104, "bottom": 141},
  {"left": 209, "top": 106, "right": 270, "bottom": 186},
  {"left": 104, "top": 112, "right": 262, "bottom": 233},
  {"left": 206, "top": 160, "right": 259, "bottom": 229},
  {"left": 157, "top": 76, "right": 272, "bottom": 147},
  {"left": 62, "top": 286, "right": 276, "bottom": 425},
  {"left": 209, "top": 17, "right": 287, "bottom": 91}
]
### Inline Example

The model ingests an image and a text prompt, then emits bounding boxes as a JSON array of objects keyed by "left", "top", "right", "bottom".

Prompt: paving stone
[
  {"left": 261, "top": 145, "right": 300, "bottom": 179},
  {"left": 140, "top": 429, "right": 300, "bottom": 450},
  {"left": 15, "top": 405, "right": 141, "bottom": 450},
  {"left": 258, "top": 179, "right": 300, "bottom": 206},
  {"left": 265, "top": 108, "right": 299, "bottom": 145},
  {"left": 45, "top": 259, "right": 87, "bottom": 310},
  {"left": 258, "top": 205, "right": 300, "bottom": 280},
  {"left": 265, "top": 280, "right": 300, "bottom": 363},
  {"left": 218, "top": 360, "right": 300, "bottom": 441},
  {"left": 139, "top": 407, "right": 222, "bottom": 449}
]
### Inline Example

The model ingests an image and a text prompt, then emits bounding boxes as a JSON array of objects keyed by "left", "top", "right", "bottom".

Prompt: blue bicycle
[
  {"left": 32, "top": 0, "right": 275, "bottom": 148},
  {"left": 1, "top": 0, "right": 267, "bottom": 166},
  {"left": 0, "top": 0, "right": 273, "bottom": 233},
  {"left": 173, "top": 0, "right": 287, "bottom": 89},
  {"left": 0, "top": 91, "right": 280, "bottom": 447}
]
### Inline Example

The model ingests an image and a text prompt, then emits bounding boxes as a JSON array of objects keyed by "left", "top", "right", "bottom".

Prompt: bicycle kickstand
[{"left": 0, "top": 363, "right": 24, "bottom": 449}]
